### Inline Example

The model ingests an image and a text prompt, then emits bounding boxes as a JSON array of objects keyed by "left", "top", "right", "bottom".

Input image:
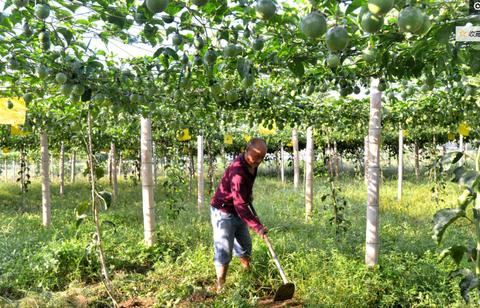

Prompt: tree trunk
[
  {"left": 41, "top": 131, "right": 51, "bottom": 227},
  {"left": 459, "top": 135, "right": 465, "bottom": 165},
  {"left": 118, "top": 153, "right": 123, "bottom": 179},
  {"left": 334, "top": 140, "right": 340, "bottom": 179},
  {"left": 141, "top": 117, "right": 156, "bottom": 246},
  {"left": 414, "top": 141, "right": 420, "bottom": 180},
  {"left": 292, "top": 128, "right": 300, "bottom": 189},
  {"left": 365, "top": 78, "right": 382, "bottom": 267},
  {"left": 70, "top": 151, "right": 76, "bottom": 183},
  {"left": 86, "top": 111, "right": 117, "bottom": 305},
  {"left": 50, "top": 154, "right": 54, "bottom": 182},
  {"left": 4, "top": 158, "right": 7, "bottom": 182},
  {"left": 305, "top": 127, "right": 314, "bottom": 222},
  {"left": 60, "top": 142, "right": 65, "bottom": 196},
  {"left": 397, "top": 127, "right": 403, "bottom": 201},
  {"left": 108, "top": 146, "right": 112, "bottom": 186},
  {"left": 197, "top": 135, "right": 205, "bottom": 210},
  {"left": 111, "top": 143, "right": 118, "bottom": 203},
  {"left": 280, "top": 142, "right": 285, "bottom": 184},
  {"left": 364, "top": 135, "right": 369, "bottom": 186},
  {"left": 12, "top": 160, "right": 16, "bottom": 181},
  {"left": 207, "top": 152, "right": 216, "bottom": 195},
  {"left": 153, "top": 142, "right": 158, "bottom": 185},
  {"left": 188, "top": 148, "right": 194, "bottom": 197}
]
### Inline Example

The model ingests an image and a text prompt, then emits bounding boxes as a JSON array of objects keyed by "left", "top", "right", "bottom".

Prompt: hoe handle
[{"left": 263, "top": 235, "right": 289, "bottom": 284}]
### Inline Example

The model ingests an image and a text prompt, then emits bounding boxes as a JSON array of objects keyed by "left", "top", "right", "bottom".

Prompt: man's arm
[{"left": 231, "top": 173, "right": 267, "bottom": 236}]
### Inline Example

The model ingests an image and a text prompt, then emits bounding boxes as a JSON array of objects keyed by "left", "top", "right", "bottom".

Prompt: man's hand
[{"left": 259, "top": 227, "right": 268, "bottom": 239}]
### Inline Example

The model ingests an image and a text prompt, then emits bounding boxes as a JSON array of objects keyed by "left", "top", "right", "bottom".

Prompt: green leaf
[
  {"left": 439, "top": 245, "right": 467, "bottom": 265},
  {"left": 75, "top": 201, "right": 90, "bottom": 217},
  {"left": 98, "top": 191, "right": 113, "bottom": 210},
  {"left": 450, "top": 269, "right": 479, "bottom": 303},
  {"left": 441, "top": 151, "right": 463, "bottom": 171},
  {"left": 57, "top": 27, "right": 74, "bottom": 46},
  {"left": 346, "top": 0, "right": 366, "bottom": 15},
  {"left": 452, "top": 167, "right": 478, "bottom": 189},
  {"left": 76, "top": 214, "right": 87, "bottom": 228},
  {"left": 457, "top": 189, "right": 475, "bottom": 210},
  {"left": 153, "top": 47, "right": 164, "bottom": 58},
  {"left": 432, "top": 208, "right": 465, "bottom": 244},
  {"left": 288, "top": 59, "right": 304, "bottom": 78},
  {"left": 101, "top": 220, "right": 117, "bottom": 233},
  {"left": 164, "top": 47, "right": 179, "bottom": 60}
]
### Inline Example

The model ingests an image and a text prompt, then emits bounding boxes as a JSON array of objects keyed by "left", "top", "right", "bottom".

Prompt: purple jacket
[{"left": 211, "top": 154, "right": 266, "bottom": 235}]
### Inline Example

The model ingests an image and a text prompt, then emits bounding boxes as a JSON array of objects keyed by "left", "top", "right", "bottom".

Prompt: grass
[{"left": 0, "top": 167, "right": 476, "bottom": 307}]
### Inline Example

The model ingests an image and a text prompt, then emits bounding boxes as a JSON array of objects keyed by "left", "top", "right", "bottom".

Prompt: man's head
[{"left": 244, "top": 138, "right": 267, "bottom": 169}]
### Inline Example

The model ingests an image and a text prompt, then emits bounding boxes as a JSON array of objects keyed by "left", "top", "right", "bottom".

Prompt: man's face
[{"left": 245, "top": 147, "right": 266, "bottom": 169}]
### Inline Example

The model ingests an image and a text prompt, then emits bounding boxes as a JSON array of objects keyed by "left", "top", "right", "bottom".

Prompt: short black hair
[{"left": 246, "top": 138, "right": 267, "bottom": 152}]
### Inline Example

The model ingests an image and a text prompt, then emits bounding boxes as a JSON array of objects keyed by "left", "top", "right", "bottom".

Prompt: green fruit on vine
[
  {"left": 146, "top": 0, "right": 169, "bottom": 14},
  {"left": 362, "top": 48, "right": 378, "bottom": 63},
  {"left": 223, "top": 45, "right": 240, "bottom": 58},
  {"left": 387, "top": 92, "right": 395, "bottom": 99},
  {"left": 224, "top": 80, "right": 234, "bottom": 91},
  {"left": 130, "top": 93, "right": 140, "bottom": 103},
  {"left": 300, "top": 11, "right": 327, "bottom": 40},
  {"left": 255, "top": 0, "right": 276, "bottom": 20},
  {"left": 226, "top": 91, "right": 238, "bottom": 103},
  {"left": 211, "top": 83, "right": 222, "bottom": 97},
  {"left": 353, "top": 86, "right": 361, "bottom": 94},
  {"left": 92, "top": 93, "right": 105, "bottom": 103},
  {"left": 38, "top": 30, "right": 50, "bottom": 44},
  {"left": 172, "top": 33, "right": 183, "bottom": 46},
  {"left": 406, "top": 86, "right": 414, "bottom": 95},
  {"left": 368, "top": 0, "right": 394, "bottom": 16},
  {"left": 326, "top": 26, "right": 349, "bottom": 52},
  {"left": 339, "top": 87, "right": 349, "bottom": 97},
  {"left": 55, "top": 72, "right": 68, "bottom": 84},
  {"left": 398, "top": 7, "right": 424, "bottom": 33},
  {"left": 420, "top": 84, "right": 430, "bottom": 92},
  {"left": 192, "top": 0, "right": 208, "bottom": 6},
  {"left": 7, "top": 100, "right": 14, "bottom": 109},
  {"left": 23, "top": 23, "right": 33, "bottom": 37},
  {"left": 193, "top": 55, "right": 203, "bottom": 66},
  {"left": 181, "top": 54, "right": 189, "bottom": 65},
  {"left": 72, "top": 84, "right": 85, "bottom": 96},
  {"left": 242, "top": 75, "right": 255, "bottom": 88},
  {"left": 415, "top": 14, "right": 431, "bottom": 35},
  {"left": 36, "top": 65, "right": 49, "bottom": 80},
  {"left": 378, "top": 80, "right": 387, "bottom": 91},
  {"left": 23, "top": 93, "right": 33, "bottom": 103},
  {"left": 306, "top": 83, "right": 315, "bottom": 95},
  {"left": 466, "top": 86, "right": 476, "bottom": 96},
  {"left": 162, "top": 15, "right": 174, "bottom": 23},
  {"left": 360, "top": 11, "right": 384, "bottom": 33},
  {"left": 134, "top": 11, "right": 147, "bottom": 24},
  {"left": 69, "top": 94, "right": 81, "bottom": 103},
  {"left": 194, "top": 35, "right": 204, "bottom": 49},
  {"left": 60, "top": 84, "right": 73, "bottom": 96},
  {"left": 252, "top": 37, "right": 264, "bottom": 51},
  {"left": 204, "top": 49, "right": 217, "bottom": 65},
  {"left": 327, "top": 53, "right": 341, "bottom": 68},
  {"left": 34, "top": 4, "right": 50, "bottom": 20},
  {"left": 14, "top": 0, "right": 29, "bottom": 8}
]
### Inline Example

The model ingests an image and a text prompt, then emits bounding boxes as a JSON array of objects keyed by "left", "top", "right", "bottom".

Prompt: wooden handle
[{"left": 263, "top": 235, "right": 289, "bottom": 284}]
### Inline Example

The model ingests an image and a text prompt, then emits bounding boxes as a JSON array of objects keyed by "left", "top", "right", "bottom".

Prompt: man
[{"left": 210, "top": 138, "right": 268, "bottom": 292}]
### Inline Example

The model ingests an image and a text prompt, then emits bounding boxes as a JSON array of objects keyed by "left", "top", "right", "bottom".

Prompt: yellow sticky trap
[
  {"left": 224, "top": 134, "right": 233, "bottom": 145},
  {"left": 243, "top": 134, "right": 252, "bottom": 143},
  {"left": 177, "top": 128, "right": 192, "bottom": 142},
  {"left": 0, "top": 97, "right": 27, "bottom": 125},
  {"left": 2, "top": 148, "right": 10, "bottom": 154},
  {"left": 458, "top": 122, "right": 471, "bottom": 137},
  {"left": 447, "top": 132, "right": 456, "bottom": 141},
  {"left": 258, "top": 122, "right": 277, "bottom": 136},
  {"left": 11, "top": 125, "right": 29, "bottom": 136},
  {"left": 287, "top": 140, "right": 293, "bottom": 147},
  {"left": 402, "top": 130, "right": 409, "bottom": 138}
]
